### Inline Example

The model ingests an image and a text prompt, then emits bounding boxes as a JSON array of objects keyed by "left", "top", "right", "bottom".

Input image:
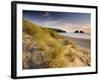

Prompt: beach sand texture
[{"left": 65, "top": 36, "right": 90, "bottom": 53}]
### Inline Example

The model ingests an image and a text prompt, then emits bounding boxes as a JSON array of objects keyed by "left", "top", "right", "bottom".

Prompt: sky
[{"left": 23, "top": 10, "right": 91, "bottom": 33}]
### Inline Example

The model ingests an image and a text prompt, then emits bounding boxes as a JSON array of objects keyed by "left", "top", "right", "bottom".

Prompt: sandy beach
[{"left": 65, "top": 36, "right": 91, "bottom": 53}]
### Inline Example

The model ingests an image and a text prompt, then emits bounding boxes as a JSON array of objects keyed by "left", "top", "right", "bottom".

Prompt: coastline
[{"left": 64, "top": 36, "right": 91, "bottom": 53}]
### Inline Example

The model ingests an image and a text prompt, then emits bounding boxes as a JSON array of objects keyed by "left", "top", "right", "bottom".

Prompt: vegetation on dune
[
  {"left": 23, "top": 20, "right": 67, "bottom": 68},
  {"left": 23, "top": 19, "right": 91, "bottom": 69}
]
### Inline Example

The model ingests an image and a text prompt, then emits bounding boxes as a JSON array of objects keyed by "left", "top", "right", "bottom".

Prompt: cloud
[
  {"left": 59, "top": 24, "right": 81, "bottom": 32},
  {"left": 43, "top": 12, "right": 50, "bottom": 17},
  {"left": 37, "top": 17, "right": 91, "bottom": 33},
  {"left": 80, "top": 24, "right": 91, "bottom": 32},
  {"left": 41, "top": 19, "right": 64, "bottom": 28},
  {"left": 61, "top": 24, "right": 90, "bottom": 32}
]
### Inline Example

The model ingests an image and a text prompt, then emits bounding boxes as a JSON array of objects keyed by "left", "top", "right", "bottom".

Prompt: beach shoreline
[{"left": 64, "top": 36, "right": 91, "bottom": 53}]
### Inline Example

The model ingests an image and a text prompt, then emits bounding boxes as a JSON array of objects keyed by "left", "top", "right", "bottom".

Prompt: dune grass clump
[
  {"left": 64, "top": 40, "right": 71, "bottom": 45},
  {"left": 65, "top": 52, "right": 76, "bottom": 62},
  {"left": 23, "top": 19, "right": 77, "bottom": 68}
]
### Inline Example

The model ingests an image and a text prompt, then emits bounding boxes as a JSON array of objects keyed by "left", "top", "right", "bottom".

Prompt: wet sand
[{"left": 65, "top": 36, "right": 91, "bottom": 53}]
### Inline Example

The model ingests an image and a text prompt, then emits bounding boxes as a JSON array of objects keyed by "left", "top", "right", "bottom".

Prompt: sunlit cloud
[
  {"left": 80, "top": 24, "right": 91, "bottom": 33},
  {"left": 59, "top": 24, "right": 90, "bottom": 33},
  {"left": 40, "top": 19, "right": 91, "bottom": 33}
]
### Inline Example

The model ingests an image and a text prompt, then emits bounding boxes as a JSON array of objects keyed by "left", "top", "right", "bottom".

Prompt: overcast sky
[{"left": 23, "top": 10, "right": 91, "bottom": 33}]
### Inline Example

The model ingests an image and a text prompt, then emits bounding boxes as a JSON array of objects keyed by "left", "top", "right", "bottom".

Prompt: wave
[{"left": 59, "top": 33, "right": 90, "bottom": 39}]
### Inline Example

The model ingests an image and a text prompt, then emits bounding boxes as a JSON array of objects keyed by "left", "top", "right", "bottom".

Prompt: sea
[{"left": 59, "top": 33, "right": 90, "bottom": 39}]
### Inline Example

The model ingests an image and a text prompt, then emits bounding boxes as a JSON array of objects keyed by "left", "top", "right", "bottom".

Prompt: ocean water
[{"left": 59, "top": 33, "right": 90, "bottom": 39}]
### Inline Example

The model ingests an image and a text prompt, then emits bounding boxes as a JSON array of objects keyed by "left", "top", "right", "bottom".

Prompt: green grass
[
  {"left": 23, "top": 19, "right": 75, "bottom": 68},
  {"left": 63, "top": 40, "right": 72, "bottom": 45}
]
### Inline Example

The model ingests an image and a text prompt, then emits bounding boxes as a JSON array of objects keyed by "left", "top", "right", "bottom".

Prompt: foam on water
[{"left": 59, "top": 33, "right": 90, "bottom": 39}]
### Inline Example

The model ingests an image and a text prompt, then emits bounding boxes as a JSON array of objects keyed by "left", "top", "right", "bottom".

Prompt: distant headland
[{"left": 74, "top": 30, "right": 84, "bottom": 33}]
